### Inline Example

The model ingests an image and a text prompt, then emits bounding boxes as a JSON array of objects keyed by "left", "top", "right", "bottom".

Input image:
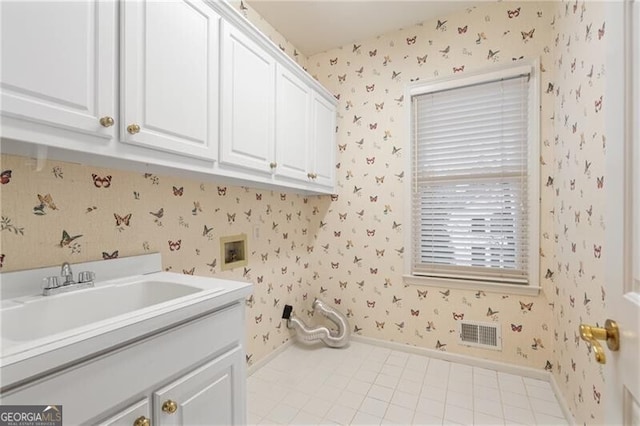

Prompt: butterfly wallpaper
[
  {"left": 550, "top": 2, "right": 607, "bottom": 424},
  {"left": 303, "top": 1, "right": 604, "bottom": 423},
  {"left": 307, "top": 0, "right": 556, "bottom": 375},
  {"left": 0, "top": 153, "right": 334, "bottom": 370},
  {"left": 0, "top": 0, "right": 607, "bottom": 424}
]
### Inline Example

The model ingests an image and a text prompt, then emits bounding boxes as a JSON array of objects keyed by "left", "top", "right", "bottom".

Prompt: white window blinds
[{"left": 412, "top": 73, "right": 531, "bottom": 284}]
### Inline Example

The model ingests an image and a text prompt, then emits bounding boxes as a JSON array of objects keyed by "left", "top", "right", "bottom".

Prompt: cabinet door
[
  {"left": 121, "top": 0, "right": 220, "bottom": 161},
  {"left": 96, "top": 399, "right": 149, "bottom": 426},
  {"left": 310, "top": 93, "right": 337, "bottom": 189},
  {"left": 220, "top": 22, "right": 275, "bottom": 173},
  {"left": 274, "top": 65, "right": 311, "bottom": 182},
  {"left": 0, "top": 1, "right": 116, "bottom": 139},
  {"left": 153, "top": 346, "right": 246, "bottom": 426}
]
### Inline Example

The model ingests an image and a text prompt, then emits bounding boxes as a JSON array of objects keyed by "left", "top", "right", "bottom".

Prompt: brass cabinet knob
[
  {"left": 162, "top": 400, "right": 178, "bottom": 414},
  {"left": 127, "top": 124, "right": 141, "bottom": 135},
  {"left": 579, "top": 319, "right": 620, "bottom": 364},
  {"left": 269, "top": 162, "right": 277, "bottom": 169},
  {"left": 99, "top": 116, "right": 115, "bottom": 127},
  {"left": 133, "top": 416, "right": 150, "bottom": 426},
  {"left": 307, "top": 173, "right": 313, "bottom": 179}
]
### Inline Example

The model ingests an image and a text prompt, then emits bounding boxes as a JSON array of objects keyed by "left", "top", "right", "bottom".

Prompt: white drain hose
[{"left": 285, "top": 299, "right": 350, "bottom": 348}]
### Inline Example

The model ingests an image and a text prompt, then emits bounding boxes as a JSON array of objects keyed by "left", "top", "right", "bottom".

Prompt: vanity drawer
[{"left": 1, "top": 303, "right": 244, "bottom": 425}]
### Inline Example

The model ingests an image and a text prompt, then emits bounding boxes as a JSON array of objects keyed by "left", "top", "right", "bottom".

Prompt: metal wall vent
[{"left": 458, "top": 320, "right": 502, "bottom": 350}]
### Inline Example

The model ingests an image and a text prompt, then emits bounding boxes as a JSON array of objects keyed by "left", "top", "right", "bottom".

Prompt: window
[{"left": 407, "top": 63, "right": 539, "bottom": 289}]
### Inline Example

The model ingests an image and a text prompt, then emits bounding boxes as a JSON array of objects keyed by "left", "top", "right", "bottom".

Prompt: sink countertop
[{"left": 0, "top": 258, "right": 252, "bottom": 392}]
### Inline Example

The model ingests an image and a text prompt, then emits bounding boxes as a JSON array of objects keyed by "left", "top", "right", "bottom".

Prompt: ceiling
[{"left": 246, "top": 0, "right": 474, "bottom": 57}]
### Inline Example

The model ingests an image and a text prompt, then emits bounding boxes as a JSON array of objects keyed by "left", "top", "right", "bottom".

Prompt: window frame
[{"left": 403, "top": 60, "right": 541, "bottom": 295}]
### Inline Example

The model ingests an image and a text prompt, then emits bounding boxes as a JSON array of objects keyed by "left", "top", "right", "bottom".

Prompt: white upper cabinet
[
  {"left": 310, "top": 93, "right": 337, "bottom": 188},
  {"left": 220, "top": 22, "right": 275, "bottom": 173},
  {"left": 1, "top": 0, "right": 336, "bottom": 193},
  {"left": 275, "top": 65, "right": 311, "bottom": 182},
  {"left": 121, "top": 0, "right": 220, "bottom": 161},
  {"left": 0, "top": 1, "right": 116, "bottom": 139}
]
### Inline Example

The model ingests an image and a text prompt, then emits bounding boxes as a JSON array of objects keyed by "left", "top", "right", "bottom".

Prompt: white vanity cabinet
[
  {"left": 120, "top": 0, "right": 220, "bottom": 161},
  {"left": 0, "top": 0, "right": 117, "bottom": 140},
  {"left": 153, "top": 346, "right": 243, "bottom": 425},
  {"left": 99, "top": 346, "right": 244, "bottom": 426},
  {"left": 0, "top": 303, "right": 247, "bottom": 426},
  {"left": 98, "top": 400, "right": 150, "bottom": 426}
]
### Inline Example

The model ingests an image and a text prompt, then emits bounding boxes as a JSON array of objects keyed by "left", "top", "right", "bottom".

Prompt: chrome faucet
[
  {"left": 43, "top": 262, "right": 95, "bottom": 296},
  {"left": 61, "top": 262, "right": 75, "bottom": 285}
]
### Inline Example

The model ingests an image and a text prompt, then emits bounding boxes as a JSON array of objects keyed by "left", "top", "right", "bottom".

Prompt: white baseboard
[
  {"left": 247, "top": 339, "right": 294, "bottom": 376},
  {"left": 550, "top": 372, "right": 577, "bottom": 425},
  {"left": 351, "top": 335, "right": 549, "bottom": 381}
]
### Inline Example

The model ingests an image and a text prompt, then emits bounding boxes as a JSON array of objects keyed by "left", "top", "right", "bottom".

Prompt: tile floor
[{"left": 247, "top": 341, "right": 568, "bottom": 425}]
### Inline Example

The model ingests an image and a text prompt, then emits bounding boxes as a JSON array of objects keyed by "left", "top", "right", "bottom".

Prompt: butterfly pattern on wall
[
  {"left": 0, "top": 153, "right": 330, "bottom": 368},
  {"left": 304, "top": 1, "right": 603, "bottom": 423},
  {"left": 550, "top": 1, "right": 607, "bottom": 424},
  {"left": 306, "top": 0, "right": 557, "bottom": 374}
]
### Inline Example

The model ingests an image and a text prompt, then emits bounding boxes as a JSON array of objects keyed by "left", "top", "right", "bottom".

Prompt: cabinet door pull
[
  {"left": 99, "top": 116, "right": 115, "bottom": 127},
  {"left": 162, "top": 400, "right": 178, "bottom": 414},
  {"left": 133, "top": 416, "right": 150, "bottom": 426},
  {"left": 269, "top": 162, "right": 277, "bottom": 169},
  {"left": 127, "top": 124, "right": 141, "bottom": 134}
]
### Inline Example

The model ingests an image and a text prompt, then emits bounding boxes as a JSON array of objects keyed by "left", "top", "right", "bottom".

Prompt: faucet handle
[
  {"left": 43, "top": 276, "right": 60, "bottom": 289},
  {"left": 78, "top": 271, "right": 95, "bottom": 283}
]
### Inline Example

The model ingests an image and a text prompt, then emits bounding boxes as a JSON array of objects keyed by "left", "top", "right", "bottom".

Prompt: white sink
[
  {"left": 1, "top": 279, "right": 206, "bottom": 342},
  {"left": 0, "top": 254, "right": 253, "bottom": 392}
]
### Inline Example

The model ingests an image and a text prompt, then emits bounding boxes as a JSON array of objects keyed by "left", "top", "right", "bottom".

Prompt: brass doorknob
[
  {"left": 133, "top": 416, "right": 150, "bottom": 426},
  {"left": 579, "top": 319, "right": 619, "bottom": 364},
  {"left": 127, "top": 123, "right": 141, "bottom": 134},
  {"left": 99, "top": 116, "right": 115, "bottom": 127},
  {"left": 162, "top": 400, "right": 178, "bottom": 414}
]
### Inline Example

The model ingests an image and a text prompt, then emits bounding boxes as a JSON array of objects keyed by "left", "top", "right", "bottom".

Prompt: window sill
[{"left": 402, "top": 274, "right": 541, "bottom": 296}]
